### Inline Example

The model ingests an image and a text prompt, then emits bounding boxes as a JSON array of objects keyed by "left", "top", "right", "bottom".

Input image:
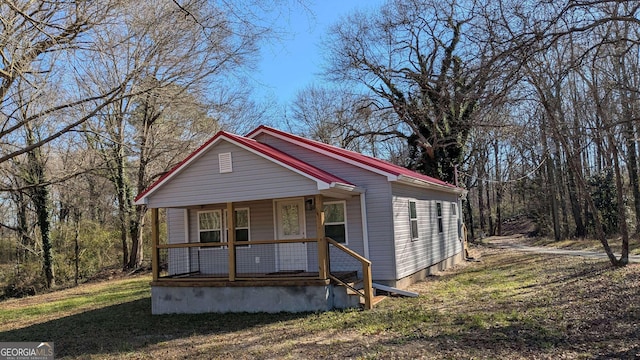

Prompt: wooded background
[{"left": 1, "top": 0, "right": 638, "bottom": 296}]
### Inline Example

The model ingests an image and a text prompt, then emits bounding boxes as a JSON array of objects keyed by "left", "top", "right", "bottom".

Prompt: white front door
[{"left": 275, "top": 199, "right": 308, "bottom": 271}]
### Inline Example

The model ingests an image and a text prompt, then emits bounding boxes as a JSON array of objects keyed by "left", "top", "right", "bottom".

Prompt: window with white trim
[
  {"left": 452, "top": 202, "right": 461, "bottom": 238},
  {"left": 198, "top": 210, "right": 222, "bottom": 243},
  {"left": 199, "top": 208, "right": 251, "bottom": 247},
  {"left": 324, "top": 201, "right": 347, "bottom": 244},
  {"left": 409, "top": 201, "right": 419, "bottom": 240},
  {"left": 225, "top": 208, "right": 250, "bottom": 247},
  {"left": 436, "top": 202, "right": 443, "bottom": 233}
]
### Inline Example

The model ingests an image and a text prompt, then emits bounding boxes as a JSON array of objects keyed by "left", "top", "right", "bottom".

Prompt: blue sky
[{"left": 253, "top": 0, "right": 383, "bottom": 106}]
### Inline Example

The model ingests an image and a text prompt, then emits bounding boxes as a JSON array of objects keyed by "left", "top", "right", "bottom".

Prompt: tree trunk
[
  {"left": 541, "top": 118, "right": 561, "bottom": 241},
  {"left": 464, "top": 174, "right": 476, "bottom": 241},
  {"left": 608, "top": 135, "right": 630, "bottom": 265},
  {"left": 486, "top": 182, "right": 494, "bottom": 236},
  {"left": 478, "top": 175, "right": 486, "bottom": 234},
  {"left": 567, "top": 167, "right": 586, "bottom": 238},
  {"left": 493, "top": 141, "right": 502, "bottom": 236},
  {"left": 25, "top": 125, "right": 54, "bottom": 288},
  {"left": 115, "top": 164, "right": 130, "bottom": 269},
  {"left": 624, "top": 121, "right": 640, "bottom": 233}
]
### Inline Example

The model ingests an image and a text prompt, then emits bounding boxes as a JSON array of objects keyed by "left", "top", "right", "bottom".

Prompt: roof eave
[{"left": 396, "top": 175, "right": 467, "bottom": 195}]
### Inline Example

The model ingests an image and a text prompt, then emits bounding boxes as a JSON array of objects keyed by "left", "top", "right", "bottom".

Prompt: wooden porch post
[
  {"left": 362, "top": 262, "right": 373, "bottom": 310},
  {"left": 315, "top": 194, "right": 328, "bottom": 279},
  {"left": 227, "top": 202, "right": 236, "bottom": 281},
  {"left": 151, "top": 208, "right": 159, "bottom": 282}
]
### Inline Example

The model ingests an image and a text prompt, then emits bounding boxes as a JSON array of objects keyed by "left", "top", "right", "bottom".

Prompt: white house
[{"left": 135, "top": 125, "right": 467, "bottom": 314}]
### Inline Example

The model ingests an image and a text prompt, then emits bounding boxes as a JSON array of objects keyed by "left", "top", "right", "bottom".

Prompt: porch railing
[
  {"left": 156, "top": 238, "right": 325, "bottom": 280},
  {"left": 151, "top": 236, "right": 374, "bottom": 309},
  {"left": 327, "top": 238, "right": 373, "bottom": 310}
]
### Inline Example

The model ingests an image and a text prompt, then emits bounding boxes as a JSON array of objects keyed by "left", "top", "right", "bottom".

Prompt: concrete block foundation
[{"left": 151, "top": 284, "right": 358, "bottom": 314}]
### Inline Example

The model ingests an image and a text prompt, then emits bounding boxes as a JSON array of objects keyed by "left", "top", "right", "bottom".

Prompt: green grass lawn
[{"left": 1, "top": 246, "right": 639, "bottom": 359}]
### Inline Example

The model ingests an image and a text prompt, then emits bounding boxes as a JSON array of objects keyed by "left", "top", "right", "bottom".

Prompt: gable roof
[
  {"left": 134, "top": 130, "right": 356, "bottom": 205},
  {"left": 246, "top": 125, "right": 465, "bottom": 194}
]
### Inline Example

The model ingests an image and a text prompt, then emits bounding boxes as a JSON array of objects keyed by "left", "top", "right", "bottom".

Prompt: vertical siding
[
  {"left": 147, "top": 141, "right": 319, "bottom": 208},
  {"left": 392, "top": 183, "right": 462, "bottom": 279},
  {"left": 255, "top": 134, "right": 396, "bottom": 280}
]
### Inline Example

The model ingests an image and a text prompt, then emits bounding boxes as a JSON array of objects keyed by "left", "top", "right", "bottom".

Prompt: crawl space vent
[{"left": 219, "top": 152, "right": 232, "bottom": 173}]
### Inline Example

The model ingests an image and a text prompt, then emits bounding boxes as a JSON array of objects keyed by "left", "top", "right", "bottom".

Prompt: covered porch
[{"left": 148, "top": 194, "right": 377, "bottom": 313}]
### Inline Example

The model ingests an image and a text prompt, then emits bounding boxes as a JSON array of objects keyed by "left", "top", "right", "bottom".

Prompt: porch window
[
  {"left": 225, "top": 208, "right": 250, "bottom": 247},
  {"left": 199, "top": 210, "right": 222, "bottom": 243},
  {"left": 436, "top": 202, "right": 443, "bottom": 233},
  {"left": 409, "top": 201, "right": 419, "bottom": 240},
  {"left": 324, "top": 201, "right": 347, "bottom": 244}
]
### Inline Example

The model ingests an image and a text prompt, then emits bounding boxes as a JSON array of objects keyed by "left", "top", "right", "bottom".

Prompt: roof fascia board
[
  {"left": 136, "top": 131, "right": 358, "bottom": 205},
  {"left": 134, "top": 133, "right": 227, "bottom": 205},
  {"left": 249, "top": 128, "right": 398, "bottom": 181},
  {"left": 223, "top": 136, "right": 337, "bottom": 191},
  {"left": 397, "top": 175, "right": 466, "bottom": 195}
]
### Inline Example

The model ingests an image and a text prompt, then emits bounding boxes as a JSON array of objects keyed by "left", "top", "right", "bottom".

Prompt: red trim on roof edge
[
  {"left": 247, "top": 125, "right": 460, "bottom": 190},
  {"left": 135, "top": 129, "right": 355, "bottom": 203},
  {"left": 135, "top": 131, "right": 226, "bottom": 202},
  {"left": 222, "top": 132, "right": 353, "bottom": 186}
]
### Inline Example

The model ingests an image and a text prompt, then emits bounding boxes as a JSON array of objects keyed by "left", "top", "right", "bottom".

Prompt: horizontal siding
[
  {"left": 392, "top": 183, "right": 462, "bottom": 279},
  {"left": 187, "top": 200, "right": 278, "bottom": 274},
  {"left": 255, "top": 134, "right": 395, "bottom": 280},
  {"left": 167, "top": 208, "right": 189, "bottom": 275},
  {"left": 147, "top": 141, "right": 318, "bottom": 208}
]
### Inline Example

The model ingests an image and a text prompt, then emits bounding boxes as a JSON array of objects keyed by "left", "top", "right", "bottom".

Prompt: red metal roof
[
  {"left": 135, "top": 130, "right": 354, "bottom": 203},
  {"left": 222, "top": 131, "right": 353, "bottom": 186},
  {"left": 246, "top": 125, "right": 459, "bottom": 190}
]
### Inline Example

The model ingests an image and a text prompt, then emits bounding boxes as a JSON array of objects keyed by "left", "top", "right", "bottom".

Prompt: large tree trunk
[{"left": 25, "top": 126, "right": 54, "bottom": 288}]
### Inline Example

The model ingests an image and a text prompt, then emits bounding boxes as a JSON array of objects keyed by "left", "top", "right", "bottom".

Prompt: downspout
[{"left": 360, "top": 193, "right": 370, "bottom": 259}]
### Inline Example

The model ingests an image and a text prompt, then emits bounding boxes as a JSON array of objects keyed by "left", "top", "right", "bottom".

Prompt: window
[
  {"left": 199, "top": 208, "right": 251, "bottom": 247},
  {"left": 225, "top": 208, "right": 250, "bottom": 247},
  {"left": 324, "top": 201, "right": 347, "bottom": 244},
  {"left": 409, "top": 201, "right": 419, "bottom": 240},
  {"left": 436, "top": 202, "right": 443, "bottom": 233},
  {"left": 451, "top": 203, "right": 459, "bottom": 237},
  {"left": 199, "top": 210, "right": 222, "bottom": 243}
]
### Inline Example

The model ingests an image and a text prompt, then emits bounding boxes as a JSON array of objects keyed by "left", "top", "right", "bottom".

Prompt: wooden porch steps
[
  {"left": 371, "top": 295, "right": 387, "bottom": 307},
  {"left": 332, "top": 276, "right": 386, "bottom": 309}
]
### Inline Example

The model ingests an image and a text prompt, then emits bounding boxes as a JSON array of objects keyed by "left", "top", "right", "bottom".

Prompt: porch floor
[{"left": 152, "top": 271, "right": 358, "bottom": 288}]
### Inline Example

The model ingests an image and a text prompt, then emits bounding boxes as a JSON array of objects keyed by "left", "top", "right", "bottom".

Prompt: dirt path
[{"left": 482, "top": 235, "right": 640, "bottom": 263}]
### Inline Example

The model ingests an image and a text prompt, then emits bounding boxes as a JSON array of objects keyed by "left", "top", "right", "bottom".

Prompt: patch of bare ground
[{"left": 1, "top": 246, "right": 639, "bottom": 359}]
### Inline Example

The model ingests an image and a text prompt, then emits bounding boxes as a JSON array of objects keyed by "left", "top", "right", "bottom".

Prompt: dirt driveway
[{"left": 482, "top": 235, "right": 640, "bottom": 263}]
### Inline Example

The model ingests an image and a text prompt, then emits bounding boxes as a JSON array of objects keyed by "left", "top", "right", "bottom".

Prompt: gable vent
[{"left": 219, "top": 152, "right": 232, "bottom": 173}]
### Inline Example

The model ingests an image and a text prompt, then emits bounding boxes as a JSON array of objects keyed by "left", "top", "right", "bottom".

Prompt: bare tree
[
  {"left": 324, "top": 0, "right": 514, "bottom": 183},
  {"left": 289, "top": 84, "right": 406, "bottom": 157}
]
